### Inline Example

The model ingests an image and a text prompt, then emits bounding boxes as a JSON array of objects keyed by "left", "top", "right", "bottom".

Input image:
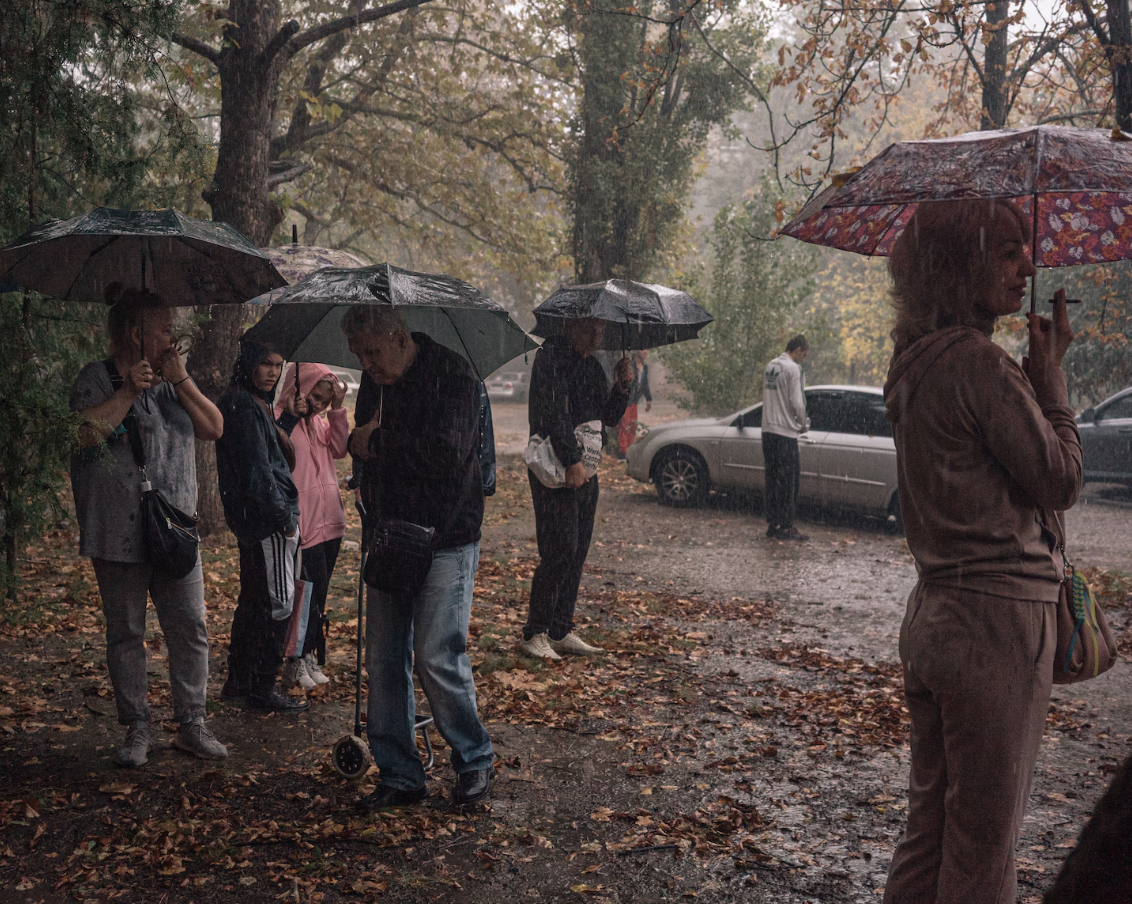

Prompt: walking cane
[{"left": 331, "top": 489, "right": 374, "bottom": 779}]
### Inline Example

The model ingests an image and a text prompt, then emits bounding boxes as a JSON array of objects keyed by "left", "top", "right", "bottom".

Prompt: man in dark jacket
[
  {"left": 215, "top": 341, "right": 307, "bottom": 714},
  {"left": 521, "top": 318, "right": 633, "bottom": 660},
  {"left": 345, "top": 306, "right": 494, "bottom": 812}
]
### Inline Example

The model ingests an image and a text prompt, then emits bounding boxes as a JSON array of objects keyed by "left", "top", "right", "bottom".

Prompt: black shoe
[
  {"left": 766, "top": 525, "right": 782, "bottom": 539},
  {"left": 356, "top": 783, "right": 427, "bottom": 813},
  {"left": 247, "top": 687, "right": 310, "bottom": 714},
  {"left": 779, "top": 527, "right": 809, "bottom": 542},
  {"left": 221, "top": 677, "right": 251, "bottom": 701},
  {"left": 452, "top": 767, "right": 493, "bottom": 807}
]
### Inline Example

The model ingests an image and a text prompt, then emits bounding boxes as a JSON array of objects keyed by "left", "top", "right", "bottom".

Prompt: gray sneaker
[
  {"left": 173, "top": 720, "right": 228, "bottom": 760},
  {"left": 114, "top": 720, "right": 151, "bottom": 768}
]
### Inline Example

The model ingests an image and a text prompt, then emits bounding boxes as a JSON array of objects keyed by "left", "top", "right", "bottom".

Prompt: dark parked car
[
  {"left": 625, "top": 385, "right": 901, "bottom": 526},
  {"left": 1078, "top": 386, "right": 1132, "bottom": 485}
]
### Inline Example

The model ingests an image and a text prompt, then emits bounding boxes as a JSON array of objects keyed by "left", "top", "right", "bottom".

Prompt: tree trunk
[
  {"left": 980, "top": 0, "right": 1010, "bottom": 129},
  {"left": 193, "top": 0, "right": 289, "bottom": 534},
  {"left": 571, "top": 4, "right": 646, "bottom": 283},
  {"left": 1108, "top": 0, "right": 1132, "bottom": 132},
  {"left": 187, "top": 304, "right": 248, "bottom": 535}
]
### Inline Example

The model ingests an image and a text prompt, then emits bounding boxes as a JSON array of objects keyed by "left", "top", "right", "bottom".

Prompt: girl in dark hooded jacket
[{"left": 215, "top": 340, "right": 306, "bottom": 714}]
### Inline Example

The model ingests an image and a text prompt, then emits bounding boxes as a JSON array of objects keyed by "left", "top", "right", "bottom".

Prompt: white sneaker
[
  {"left": 519, "top": 633, "right": 562, "bottom": 661},
  {"left": 304, "top": 653, "right": 330, "bottom": 685},
  {"left": 283, "top": 656, "right": 317, "bottom": 690},
  {"left": 548, "top": 632, "right": 603, "bottom": 656}
]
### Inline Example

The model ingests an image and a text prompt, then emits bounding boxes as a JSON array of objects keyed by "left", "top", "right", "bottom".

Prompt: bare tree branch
[
  {"left": 170, "top": 33, "right": 220, "bottom": 66},
  {"left": 283, "top": 0, "right": 434, "bottom": 60}
]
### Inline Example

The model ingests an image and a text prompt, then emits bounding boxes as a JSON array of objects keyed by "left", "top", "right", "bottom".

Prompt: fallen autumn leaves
[{"left": 1, "top": 457, "right": 1129, "bottom": 902}]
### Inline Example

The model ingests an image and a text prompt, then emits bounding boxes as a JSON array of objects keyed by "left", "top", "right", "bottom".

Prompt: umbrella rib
[
  {"left": 441, "top": 307, "right": 481, "bottom": 379},
  {"left": 62, "top": 235, "right": 123, "bottom": 301}
]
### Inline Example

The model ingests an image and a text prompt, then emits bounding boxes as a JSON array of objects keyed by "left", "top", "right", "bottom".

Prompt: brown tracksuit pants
[{"left": 884, "top": 582, "right": 1055, "bottom": 904}]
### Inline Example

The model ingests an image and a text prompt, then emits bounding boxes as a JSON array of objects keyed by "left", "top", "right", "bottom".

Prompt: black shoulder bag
[
  {"left": 105, "top": 362, "right": 201, "bottom": 580},
  {"left": 361, "top": 387, "right": 437, "bottom": 597}
]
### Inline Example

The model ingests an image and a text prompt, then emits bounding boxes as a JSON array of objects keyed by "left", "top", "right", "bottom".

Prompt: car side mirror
[{"left": 1079, "top": 407, "right": 1096, "bottom": 423}]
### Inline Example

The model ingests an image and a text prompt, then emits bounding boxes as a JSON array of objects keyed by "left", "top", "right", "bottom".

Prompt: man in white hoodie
[{"left": 762, "top": 335, "right": 810, "bottom": 541}]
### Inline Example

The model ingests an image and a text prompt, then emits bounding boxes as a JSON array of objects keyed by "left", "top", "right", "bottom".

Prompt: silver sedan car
[
  {"left": 1078, "top": 386, "right": 1132, "bottom": 485},
  {"left": 625, "top": 385, "right": 901, "bottom": 525}
]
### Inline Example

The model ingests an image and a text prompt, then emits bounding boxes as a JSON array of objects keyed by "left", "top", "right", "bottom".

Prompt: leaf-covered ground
[{"left": 1, "top": 457, "right": 1130, "bottom": 902}]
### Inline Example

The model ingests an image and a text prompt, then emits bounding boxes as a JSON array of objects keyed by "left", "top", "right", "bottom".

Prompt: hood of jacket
[
  {"left": 274, "top": 361, "right": 336, "bottom": 420},
  {"left": 884, "top": 326, "right": 983, "bottom": 426}
]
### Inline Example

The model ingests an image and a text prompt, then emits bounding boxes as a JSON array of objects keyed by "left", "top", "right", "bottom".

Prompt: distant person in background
[
  {"left": 762, "top": 335, "right": 810, "bottom": 541},
  {"left": 616, "top": 349, "right": 652, "bottom": 459},
  {"left": 70, "top": 287, "right": 227, "bottom": 766},
  {"left": 275, "top": 363, "right": 349, "bottom": 690},
  {"left": 216, "top": 341, "right": 307, "bottom": 715},
  {"left": 521, "top": 318, "right": 633, "bottom": 661}
]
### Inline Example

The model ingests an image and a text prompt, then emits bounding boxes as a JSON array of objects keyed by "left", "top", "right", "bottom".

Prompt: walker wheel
[{"left": 332, "top": 734, "right": 372, "bottom": 779}]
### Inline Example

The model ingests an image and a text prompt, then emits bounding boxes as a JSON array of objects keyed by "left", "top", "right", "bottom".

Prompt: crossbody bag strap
[{"left": 104, "top": 360, "right": 149, "bottom": 485}]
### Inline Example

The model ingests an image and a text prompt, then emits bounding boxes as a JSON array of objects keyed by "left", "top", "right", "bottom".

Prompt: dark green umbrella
[
  {"left": 243, "top": 263, "right": 537, "bottom": 380},
  {"left": 532, "top": 279, "right": 712, "bottom": 350},
  {"left": 0, "top": 207, "right": 285, "bottom": 305}
]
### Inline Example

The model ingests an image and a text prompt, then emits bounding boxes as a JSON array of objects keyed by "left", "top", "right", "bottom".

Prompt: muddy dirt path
[{"left": 0, "top": 449, "right": 1128, "bottom": 903}]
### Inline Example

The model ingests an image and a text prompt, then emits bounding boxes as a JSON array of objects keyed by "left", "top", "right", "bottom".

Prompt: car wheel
[
  {"left": 885, "top": 492, "right": 904, "bottom": 536},
  {"left": 654, "top": 448, "right": 709, "bottom": 508}
]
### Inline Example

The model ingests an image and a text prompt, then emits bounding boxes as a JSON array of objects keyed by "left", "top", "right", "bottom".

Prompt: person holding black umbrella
[
  {"left": 70, "top": 286, "right": 226, "bottom": 766},
  {"left": 345, "top": 305, "right": 495, "bottom": 811},
  {"left": 520, "top": 318, "right": 634, "bottom": 660}
]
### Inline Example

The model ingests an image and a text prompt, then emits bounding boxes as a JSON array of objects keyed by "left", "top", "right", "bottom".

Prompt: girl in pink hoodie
[{"left": 276, "top": 363, "right": 349, "bottom": 689}]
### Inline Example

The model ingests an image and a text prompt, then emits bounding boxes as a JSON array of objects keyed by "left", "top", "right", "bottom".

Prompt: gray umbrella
[
  {"left": 242, "top": 263, "right": 537, "bottom": 380},
  {"left": 532, "top": 278, "right": 712, "bottom": 350},
  {"left": 0, "top": 207, "right": 285, "bottom": 305}
]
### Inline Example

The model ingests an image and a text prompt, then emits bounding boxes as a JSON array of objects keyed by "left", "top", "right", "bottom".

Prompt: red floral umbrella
[{"left": 781, "top": 126, "right": 1132, "bottom": 310}]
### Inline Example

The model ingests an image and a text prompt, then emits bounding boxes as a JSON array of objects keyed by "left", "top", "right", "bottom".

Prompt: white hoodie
[{"left": 762, "top": 352, "right": 807, "bottom": 438}]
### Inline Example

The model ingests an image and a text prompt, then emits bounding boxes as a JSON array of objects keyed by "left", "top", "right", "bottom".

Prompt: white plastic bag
[{"left": 523, "top": 420, "right": 604, "bottom": 488}]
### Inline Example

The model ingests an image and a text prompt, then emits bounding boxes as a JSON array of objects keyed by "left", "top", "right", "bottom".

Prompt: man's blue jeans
[{"left": 365, "top": 541, "right": 494, "bottom": 791}]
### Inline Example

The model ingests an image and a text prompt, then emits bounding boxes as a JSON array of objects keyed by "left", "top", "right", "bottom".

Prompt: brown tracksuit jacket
[{"left": 883, "top": 326, "right": 1082, "bottom": 602}]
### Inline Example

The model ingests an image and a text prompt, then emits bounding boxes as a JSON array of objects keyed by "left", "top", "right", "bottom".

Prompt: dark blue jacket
[{"left": 215, "top": 342, "right": 299, "bottom": 544}]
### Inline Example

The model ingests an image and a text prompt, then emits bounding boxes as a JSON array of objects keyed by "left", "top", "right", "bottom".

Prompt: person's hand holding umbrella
[
  {"left": 286, "top": 394, "right": 311, "bottom": 419},
  {"left": 1025, "top": 288, "right": 1075, "bottom": 396}
]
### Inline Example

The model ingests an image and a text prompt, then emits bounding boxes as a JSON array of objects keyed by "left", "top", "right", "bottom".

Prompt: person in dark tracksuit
[
  {"left": 520, "top": 318, "right": 633, "bottom": 661},
  {"left": 216, "top": 340, "right": 307, "bottom": 714}
]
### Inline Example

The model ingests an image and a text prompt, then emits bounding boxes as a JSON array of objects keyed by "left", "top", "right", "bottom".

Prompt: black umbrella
[
  {"left": 242, "top": 263, "right": 537, "bottom": 380},
  {"left": 531, "top": 279, "right": 712, "bottom": 350},
  {"left": 0, "top": 207, "right": 285, "bottom": 305}
]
